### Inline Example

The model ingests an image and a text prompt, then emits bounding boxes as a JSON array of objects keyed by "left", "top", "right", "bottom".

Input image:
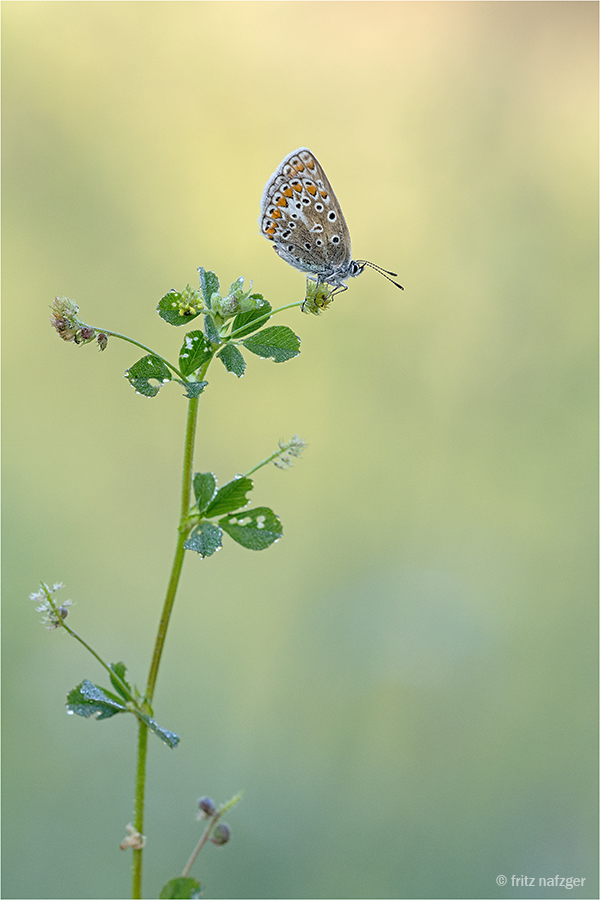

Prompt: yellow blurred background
[{"left": 2, "top": 2, "right": 597, "bottom": 898}]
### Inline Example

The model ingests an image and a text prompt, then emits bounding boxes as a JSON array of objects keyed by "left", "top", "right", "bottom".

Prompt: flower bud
[
  {"left": 302, "top": 279, "right": 334, "bottom": 315},
  {"left": 197, "top": 796, "right": 216, "bottom": 818},
  {"left": 210, "top": 822, "right": 231, "bottom": 845},
  {"left": 77, "top": 326, "right": 96, "bottom": 343},
  {"left": 50, "top": 297, "right": 97, "bottom": 344}
]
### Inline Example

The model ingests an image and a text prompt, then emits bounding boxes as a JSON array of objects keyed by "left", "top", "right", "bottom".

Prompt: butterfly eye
[
  {"left": 331, "top": 235, "right": 340, "bottom": 244},
  {"left": 328, "top": 211, "right": 337, "bottom": 222},
  {"left": 315, "top": 203, "right": 324, "bottom": 212},
  {"left": 301, "top": 197, "right": 311, "bottom": 206}
]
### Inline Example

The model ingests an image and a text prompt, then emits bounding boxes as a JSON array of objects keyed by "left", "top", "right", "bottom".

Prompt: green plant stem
[
  {"left": 91, "top": 327, "right": 187, "bottom": 380},
  {"left": 181, "top": 793, "right": 242, "bottom": 878},
  {"left": 244, "top": 447, "right": 286, "bottom": 477},
  {"left": 131, "top": 359, "right": 206, "bottom": 899},
  {"left": 226, "top": 302, "right": 302, "bottom": 341},
  {"left": 132, "top": 719, "right": 148, "bottom": 900},
  {"left": 40, "top": 585, "right": 134, "bottom": 701}
]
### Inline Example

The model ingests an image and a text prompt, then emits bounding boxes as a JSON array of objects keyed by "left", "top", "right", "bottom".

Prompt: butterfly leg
[{"left": 327, "top": 282, "right": 348, "bottom": 301}]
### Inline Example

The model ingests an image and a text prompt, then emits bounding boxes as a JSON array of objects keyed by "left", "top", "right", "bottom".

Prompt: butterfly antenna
[{"left": 356, "top": 260, "right": 404, "bottom": 290}]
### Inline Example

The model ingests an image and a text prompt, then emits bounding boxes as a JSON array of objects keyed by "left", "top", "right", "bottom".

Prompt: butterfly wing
[{"left": 260, "top": 148, "right": 352, "bottom": 277}]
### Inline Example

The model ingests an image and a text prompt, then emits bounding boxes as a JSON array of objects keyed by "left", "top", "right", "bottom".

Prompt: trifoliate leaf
[
  {"left": 217, "top": 344, "right": 246, "bottom": 377},
  {"left": 136, "top": 712, "right": 180, "bottom": 748},
  {"left": 243, "top": 326, "right": 300, "bottom": 363},
  {"left": 205, "top": 476, "right": 253, "bottom": 517},
  {"left": 198, "top": 268, "right": 220, "bottom": 307},
  {"left": 184, "top": 523, "right": 223, "bottom": 558},
  {"left": 219, "top": 506, "right": 282, "bottom": 550},
  {"left": 126, "top": 355, "right": 172, "bottom": 397},
  {"left": 159, "top": 877, "right": 202, "bottom": 900},
  {"left": 193, "top": 472, "right": 218, "bottom": 513},
  {"left": 230, "top": 301, "right": 272, "bottom": 339},
  {"left": 66, "top": 680, "right": 127, "bottom": 720},
  {"left": 157, "top": 289, "right": 203, "bottom": 326},
  {"left": 179, "top": 330, "right": 213, "bottom": 376}
]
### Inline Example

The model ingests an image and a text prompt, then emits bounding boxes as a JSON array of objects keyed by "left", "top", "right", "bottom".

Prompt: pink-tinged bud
[{"left": 50, "top": 297, "right": 96, "bottom": 345}]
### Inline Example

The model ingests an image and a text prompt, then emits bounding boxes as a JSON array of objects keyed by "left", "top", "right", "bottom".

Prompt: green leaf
[
  {"left": 159, "top": 877, "right": 202, "bottom": 900},
  {"left": 179, "top": 330, "right": 213, "bottom": 377},
  {"left": 126, "top": 355, "right": 172, "bottom": 397},
  {"left": 66, "top": 680, "right": 127, "bottom": 720},
  {"left": 193, "top": 472, "right": 218, "bottom": 512},
  {"left": 157, "top": 289, "right": 203, "bottom": 326},
  {"left": 217, "top": 344, "right": 246, "bottom": 377},
  {"left": 137, "top": 712, "right": 180, "bottom": 748},
  {"left": 228, "top": 276, "right": 244, "bottom": 295},
  {"left": 205, "top": 476, "right": 253, "bottom": 517},
  {"left": 204, "top": 313, "right": 221, "bottom": 345},
  {"left": 243, "top": 326, "right": 300, "bottom": 363},
  {"left": 220, "top": 506, "right": 282, "bottom": 551},
  {"left": 230, "top": 301, "right": 272, "bottom": 338},
  {"left": 184, "top": 523, "right": 223, "bottom": 558},
  {"left": 198, "top": 267, "right": 220, "bottom": 307},
  {"left": 109, "top": 662, "right": 131, "bottom": 701}
]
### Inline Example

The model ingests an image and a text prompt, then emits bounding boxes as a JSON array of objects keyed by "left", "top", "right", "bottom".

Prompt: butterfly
[{"left": 260, "top": 147, "right": 403, "bottom": 310}]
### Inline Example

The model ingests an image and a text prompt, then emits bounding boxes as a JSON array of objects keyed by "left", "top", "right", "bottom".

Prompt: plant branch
[
  {"left": 91, "top": 328, "right": 187, "bottom": 380},
  {"left": 131, "top": 719, "right": 148, "bottom": 899},
  {"left": 226, "top": 302, "right": 302, "bottom": 341},
  {"left": 131, "top": 356, "right": 209, "bottom": 899},
  {"left": 181, "top": 793, "right": 243, "bottom": 878},
  {"left": 39, "top": 584, "right": 134, "bottom": 702}
]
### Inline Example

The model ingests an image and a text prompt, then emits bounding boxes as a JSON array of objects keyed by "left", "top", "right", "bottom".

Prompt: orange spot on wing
[
  {"left": 319, "top": 190, "right": 328, "bottom": 199},
  {"left": 276, "top": 196, "right": 288, "bottom": 206},
  {"left": 282, "top": 186, "right": 293, "bottom": 197},
  {"left": 306, "top": 184, "right": 317, "bottom": 195},
  {"left": 271, "top": 209, "right": 282, "bottom": 218}
]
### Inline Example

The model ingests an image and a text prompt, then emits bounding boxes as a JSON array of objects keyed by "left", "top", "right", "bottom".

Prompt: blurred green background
[{"left": 2, "top": 3, "right": 597, "bottom": 899}]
